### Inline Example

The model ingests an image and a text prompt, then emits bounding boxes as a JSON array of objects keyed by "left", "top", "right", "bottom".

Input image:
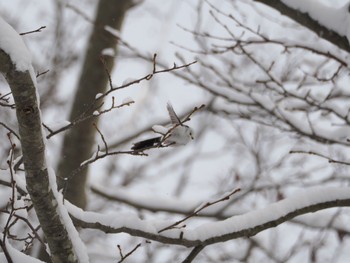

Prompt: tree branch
[
  {"left": 56, "top": 0, "right": 133, "bottom": 209},
  {"left": 0, "top": 23, "right": 78, "bottom": 263},
  {"left": 254, "top": 0, "right": 350, "bottom": 52},
  {"left": 69, "top": 188, "right": 350, "bottom": 248},
  {"left": 181, "top": 245, "right": 204, "bottom": 263}
]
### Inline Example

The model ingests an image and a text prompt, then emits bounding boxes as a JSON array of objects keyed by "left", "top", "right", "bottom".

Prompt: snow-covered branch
[
  {"left": 254, "top": 0, "right": 350, "bottom": 52},
  {"left": 69, "top": 187, "right": 350, "bottom": 247},
  {"left": 0, "top": 16, "right": 81, "bottom": 263},
  {"left": 180, "top": 3, "right": 350, "bottom": 150}
]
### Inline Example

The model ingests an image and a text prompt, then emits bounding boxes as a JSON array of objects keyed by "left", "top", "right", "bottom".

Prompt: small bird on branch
[{"left": 131, "top": 103, "right": 197, "bottom": 151}]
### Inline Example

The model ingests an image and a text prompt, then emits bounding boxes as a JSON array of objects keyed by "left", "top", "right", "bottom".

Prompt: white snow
[
  {"left": 0, "top": 188, "right": 11, "bottom": 208},
  {"left": 281, "top": 0, "right": 350, "bottom": 44},
  {"left": 0, "top": 16, "right": 33, "bottom": 72},
  {"left": 65, "top": 200, "right": 159, "bottom": 233},
  {"left": 0, "top": 235, "right": 45, "bottom": 263},
  {"left": 46, "top": 120, "right": 71, "bottom": 131},
  {"left": 0, "top": 169, "right": 27, "bottom": 195},
  {"left": 13, "top": 194, "right": 28, "bottom": 219},
  {"left": 95, "top": 93, "right": 103, "bottom": 99},
  {"left": 250, "top": 92, "right": 276, "bottom": 112},
  {"left": 47, "top": 167, "right": 89, "bottom": 263},
  {"left": 322, "top": 98, "right": 349, "bottom": 118},
  {"left": 295, "top": 210, "right": 350, "bottom": 232},
  {"left": 101, "top": 47, "right": 115, "bottom": 57},
  {"left": 328, "top": 126, "right": 350, "bottom": 142},
  {"left": 122, "top": 96, "right": 134, "bottom": 104},
  {"left": 104, "top": 25, "right": 120, "bottom": 38},
  {"left": 80, "top": 150, "right": 103, "bottom": 166},
  {"left": 277, "top": 105, "right": 313, "bottom": 135},
  {"left": 122, "top": 78, "right": 137, "bottom": 85},
  {"left": 67, "top": 186, "right": 350, "bottom": 243},
  {"left": 2, "top": 1, "right": 350, "bottom": 261},
  {"left": 281, "top": 97, "right": 310, "bottom": 111},
  {"left": 184, "top": 187, "right": 350, "bottom": 241}
]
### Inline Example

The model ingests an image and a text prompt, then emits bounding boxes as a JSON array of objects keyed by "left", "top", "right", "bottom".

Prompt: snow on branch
[
  {"left": 254, "top": 0, "right": 350, "bottom": 52},
  {"left": 0, "top": 16, "right": 83, "bottom": 263},
  {"left": 68, "top": 187, "right": 350, "bottom": 247},
  {"left": 0, "top": 16, "right": 33, "bottom": 72},
  {"left": 177, "top": 4, "right": 350, "bottom": 148},
  {"left": 281, "top": 0, "right": 350, "bottom": 40}
]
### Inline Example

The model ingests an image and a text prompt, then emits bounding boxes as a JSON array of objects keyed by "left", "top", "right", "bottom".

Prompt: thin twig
[
  {"left": 100, "top": 56, "right": 114, "bottom": 90},
  {"left": 290, "top": 150, "right": 350, "bottom": 166},
  {"left": 3, "top": 134, "right": 16, "bottom": 244},
  {"left": 0, "top": 91, "right": 15, "bottom": 108},
  {"left": 44, "top": 55, "right": 196, "bottom": 139},
  {"left": 36, "top": 69, "right": 50, "bottom": 78},
  {"left": 19, "top": 26, "right": 46, "bottom": 36},
  {"left": 93, "top": 123, "right": 108, "bottom": 155},
  {"left": 158, "top": 188, "right": 241, "bottom": 233},
  {"left": 0, "top": 123, "right": 20, "bottom": 139},
  {"left": 117, "top": 243, "right": 143, "bottom": 263}
]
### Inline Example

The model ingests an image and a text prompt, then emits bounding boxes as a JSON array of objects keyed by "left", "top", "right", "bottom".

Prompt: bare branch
[
  {"left": 36, "top": 69, "right": 50, "bottom": 78},
  {"left": 158, "top": 188, "right": 240, "bottom": 233},
  {"left": 19, "top": 26, "right": 46, "bottom": 36},
  {"left": 117, "top": 242, "right": 147, "bottom": 263},
  {"left": 0, "top": 122, "right": 20, "bottom": 140},
  {"left": 290, "top": 150, "right": 350, "bottom": 166},
  {"left": 44, "top": 55, "right": 195, "bottom": 139}
]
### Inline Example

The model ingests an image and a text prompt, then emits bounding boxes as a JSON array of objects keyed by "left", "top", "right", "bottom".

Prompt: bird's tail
[{"left": 131, "top": 137, "right": 162, "bottom": 151}]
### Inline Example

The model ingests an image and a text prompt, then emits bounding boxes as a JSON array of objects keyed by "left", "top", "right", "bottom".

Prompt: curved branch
[
  {"left": 0, "top": 18, "right": 78, "bottom": 262},
  {"left": 69, "top": 187, "right": 350, "bottom": 248}
]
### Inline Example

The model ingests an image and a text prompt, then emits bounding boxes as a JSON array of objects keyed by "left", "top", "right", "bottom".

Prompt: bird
[{"left": 131, "top": 103, "right": 194, "bottom": 151}]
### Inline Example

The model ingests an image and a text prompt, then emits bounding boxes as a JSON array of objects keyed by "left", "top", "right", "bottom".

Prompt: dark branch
[
  {"left": 19, "top": 26, "right": 46, "bottom": 36},
  {"left": 182, "top": 245, "right": 204, "bottom": 263},
  {"left": 254, "top": 0, "right": 350, "bottom": 52},
  {"left": 71, "top": 195, "right": 350, "bottom": 248}
]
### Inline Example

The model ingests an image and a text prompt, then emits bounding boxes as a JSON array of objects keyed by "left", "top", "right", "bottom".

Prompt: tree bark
[
  {"left": 56, "top": 0, "right": 132, "bottom": 209},
  {"left": 0, "top": 49, "right": 77, "bottom": 262},
  {"left": 254, "top": 0, "right": 350, "bottom": 52}
]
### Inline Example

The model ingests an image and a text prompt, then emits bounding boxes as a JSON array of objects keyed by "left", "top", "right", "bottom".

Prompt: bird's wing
[
  {"left": 167, "top": 102, "right": 182, "bottom": 125},
  {"left": 131, "top": 136, "right": 162, "bottom": 151}
]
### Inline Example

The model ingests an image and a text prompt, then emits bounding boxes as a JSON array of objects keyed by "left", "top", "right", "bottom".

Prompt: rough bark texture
[
  {"left": 0, "top": 49, "right": 77, "bottom": 262},
  {"left": 254, "top": 0, "right": 350, "bottom": 52},
  {"left": 57, "top": 0, "right": 131, "bottom": 209}
]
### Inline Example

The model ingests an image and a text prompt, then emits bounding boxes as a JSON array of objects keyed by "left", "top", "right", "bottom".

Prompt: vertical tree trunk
[
  {"left": 56, "top": 0, "right": 131, "bottom": 209},
  {"left": 1, "top": 45, "right": 78, "bottom": 263},
  {"left": 39, "top": 1, "right": 131, "bottom": 261}
]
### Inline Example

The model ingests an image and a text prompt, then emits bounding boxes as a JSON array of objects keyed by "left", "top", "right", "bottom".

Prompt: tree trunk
[
  {"left": 1, "top": 43, "right": 77, "bottom": 263},
  {"left": 56, "top": 0, "right": 132, "bottom": 209}
]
